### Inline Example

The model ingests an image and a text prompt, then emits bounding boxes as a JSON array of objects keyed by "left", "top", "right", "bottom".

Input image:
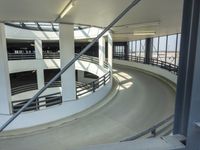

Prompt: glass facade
[
  {"left": 152, "top": 33, "right": 181, "bottom": 66},
  {"left": 129, "top": 40, "right": 146, "bottom": 58},
  {"left": 126, "top": 33, "right": 181, "bottom": 66}
]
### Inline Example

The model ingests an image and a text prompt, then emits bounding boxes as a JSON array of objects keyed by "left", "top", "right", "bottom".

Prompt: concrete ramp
[{"left": 0, "top": 65, "right": 175, "bottom": 150}]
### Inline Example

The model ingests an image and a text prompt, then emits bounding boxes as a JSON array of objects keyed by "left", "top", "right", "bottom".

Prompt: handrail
[
  {"left": 76, "top": 71, "right": 110, "bottom": 97},
  {"left": 11, "top": 71, "right": 110, "bottom": 113},
  {"left": 43, "top": 52, "right": 60, "bottom": 59},
  {"left": 8, "top": 53, "right": 36, "bottom": 60},
  {"left": 121, "top": 115, "right": 174, "bottom": 142},
  {"left": 11, "top": 83, "right": 38, "bottom": 95},
  {"left": 77, "top": 54, "right": 99, "bottom": 64},
  {"left": 12, "top": 92, "right": 62, "bottom": 113},
  {"left": 0, "top": 0, "right": 142, "bottom": 131},
  {"left": 114, "top": 53, "right": 178, "bottom": 74}
]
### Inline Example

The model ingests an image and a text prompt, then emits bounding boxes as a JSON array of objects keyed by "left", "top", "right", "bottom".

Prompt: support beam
[
  {"left": 173, "top": 0, "right": 200, "bottom": 137},
  {"left": 182, "top": 0, "right": 200, "bottom": 149},
  {"left": 0, "top": 23, "right": 12, "bottom": 114},
  {"left": 186, "top": 21, "right": 200, "bottom": 149},
  {"left": 59, "top": 24, "right": 76, "bottom": 101}
]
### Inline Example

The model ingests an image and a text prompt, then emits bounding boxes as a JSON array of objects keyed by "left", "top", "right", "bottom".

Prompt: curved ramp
[{"left": 0, "top": 65, "right": 175, "bottom": 150}]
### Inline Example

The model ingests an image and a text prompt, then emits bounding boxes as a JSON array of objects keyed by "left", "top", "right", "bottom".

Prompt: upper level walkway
[{"left": 0, "top": 64, "right": 175, "bottom": 150}]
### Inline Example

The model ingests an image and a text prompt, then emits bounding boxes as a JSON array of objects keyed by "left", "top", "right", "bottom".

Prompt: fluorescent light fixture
[
  {"left": 60, "top": 0, "right": 75, "bottom": 18},
  {"left": 133, "top": 31, "right": 156, "bottom": 36},
  {"left": 113, "top": 21, "right": 160, "bottom": 29},
  {"left": 127, "top": 21, "right": 160, "bottom": 28}
]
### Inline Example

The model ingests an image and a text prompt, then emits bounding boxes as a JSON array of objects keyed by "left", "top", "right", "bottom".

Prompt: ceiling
[{"left": 0, "top": 0, "right": 183, "bottom": 41}]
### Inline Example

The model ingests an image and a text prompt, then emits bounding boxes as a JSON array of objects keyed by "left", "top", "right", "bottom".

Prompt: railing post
[
  {"left": 92, "top": 81, "right": 95, "bottom": 92},
  {"left": 103, "top": 75, "right": 106, "bottom": 85},
  {"left": 36, "top": 98, "right": 40, "bottom": 110},
  {"left": 151, "top": 129, "right": 157, "bottom": 137}
]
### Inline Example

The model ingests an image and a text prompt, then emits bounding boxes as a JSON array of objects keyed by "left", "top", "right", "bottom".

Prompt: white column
[
  {"left": 108, "top": 32, "right": 113, "bottom": 72},
  {"left": 99, "top": 36, "right": 106, "bottom": 67},
  {"left": 37, "top": 68, "right": 44, "bottom": 90},
  {"left": 35, "top": 39, "right": 43, "bottom": 59},
  {"left": 35, "top": 39, "right": 44, "bottom": 90},
  {"left": 37, "top": 68, "right": 45, "bottom": 109},
  {"left": 59, "top": 24, "right": 76, "bottom": 101},
  {"left": 0, "top": 24, "right": 12, "bottom": 114}
]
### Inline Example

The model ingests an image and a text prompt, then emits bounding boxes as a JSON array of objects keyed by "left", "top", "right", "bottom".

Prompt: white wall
[{"left": 9, "top": 59, "right": 106, "bottom": 76}]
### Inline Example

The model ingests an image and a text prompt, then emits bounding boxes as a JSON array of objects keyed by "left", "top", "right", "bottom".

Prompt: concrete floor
[{"left": 0, "top": 65, "right": 175, "bottom": 150}]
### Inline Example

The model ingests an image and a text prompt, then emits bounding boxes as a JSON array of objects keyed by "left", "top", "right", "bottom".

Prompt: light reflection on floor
[{"left": 113, "top": 69, "right": 134, "bottom": 91}]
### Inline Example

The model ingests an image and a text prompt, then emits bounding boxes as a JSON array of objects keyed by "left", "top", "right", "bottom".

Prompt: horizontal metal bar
[{"left": 121, "top": 115, "right": 174, "bottom": 142}]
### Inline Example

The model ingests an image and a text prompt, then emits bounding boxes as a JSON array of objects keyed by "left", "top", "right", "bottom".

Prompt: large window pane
[
  {"left": 166, "top": 35, "right": 177, "bottom": 64},
  {"left": 153, "top": 37, "right": 159, "bottom": 59},
  {"left": 141, "top": 40, "right": 145, "bottom": 57},
  {"left": 158, "top": 36, "right": 167, "bottom": 62}
]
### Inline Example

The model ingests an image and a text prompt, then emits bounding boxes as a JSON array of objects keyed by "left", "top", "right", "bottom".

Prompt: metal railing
[
  {"left": 76, "top": 71, "right": 111, "bottom": 98},
  {"left": 76, "top": 53, "right": 99, "bottom": 64},
  {"left": 114, "top": 53, "right": 178, "bottom": 74},
  {"left": 44, "top": 81, "right": 61, "bottom": 88},
  {"left": 150, "top": 59, "right": 178, "bottom": 74},
  {"left": 43, "top": 52, "right": 60, "bottom": 59},
  {"left": 121, "top": 115, "right": 174, "bottom": 142},
  {"left": 10, "top": 71, "right": 110, "bottom": 113},
  {"left": 0, "top": 0, "right": 141, "bottom": 131},
  {"left": 8, "top": 53, "right": 36, "bottom": 60},
  {"left": 113, "top": 52, "right": 177, "bottom": 139},
  {"left": 12, "top": 92, "right": 62, "bottom": 113},
  {"left": 11, "top": 83, "right": 38, "bottom": 95},
  {"left": 77, "top": 54, "right": 109, "bottom": 69}
]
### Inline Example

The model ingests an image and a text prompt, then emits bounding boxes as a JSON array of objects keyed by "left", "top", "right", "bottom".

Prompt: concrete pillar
[
  {"left": 35, "top": 39, "right": 44, "bottom": 90},
  {"left": 186, "top": 21, "right": 200, "bottom": 150},
  {"left": 99, "top": 36, "right": 106, "bottom": 67},
  {"left": 108, "top": 32, "right": 113, "bottom": 72},
  {"left": 124, "top": 42, "right": 129, "bottom": 60},
  {"left": 35, "top": 39, "right": 43, "bottom": 59},
  {"left": 145, "top": 38, "right": 153, "bottom": 64},
  {"left": 37, "top": 68, "right": 44, "bottom": 90},
  {"left": 0, "top": 23, "right": 12, "bottom": 114},
  {"left": 36, "top": 68, "right": 45, "bottom": 109},
  {"left": 59, "top": 24, "right": 76, "bottom": 101}
]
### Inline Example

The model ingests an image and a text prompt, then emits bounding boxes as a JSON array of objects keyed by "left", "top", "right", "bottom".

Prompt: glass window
[
  {"left": 141, "top": 40, "right": 146, "bottom": 57},
  {"left": 153, "top": 37, "right": 159, "bottom": 59},
  {"left": 176, "top": 34, "right": 181, "bottom": 65},
  {"left": 166, "top": 35, "right": 177, "bottom": 64},
  {"left": 158, "top": 36, "right": 167, "bottom": 62}
]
